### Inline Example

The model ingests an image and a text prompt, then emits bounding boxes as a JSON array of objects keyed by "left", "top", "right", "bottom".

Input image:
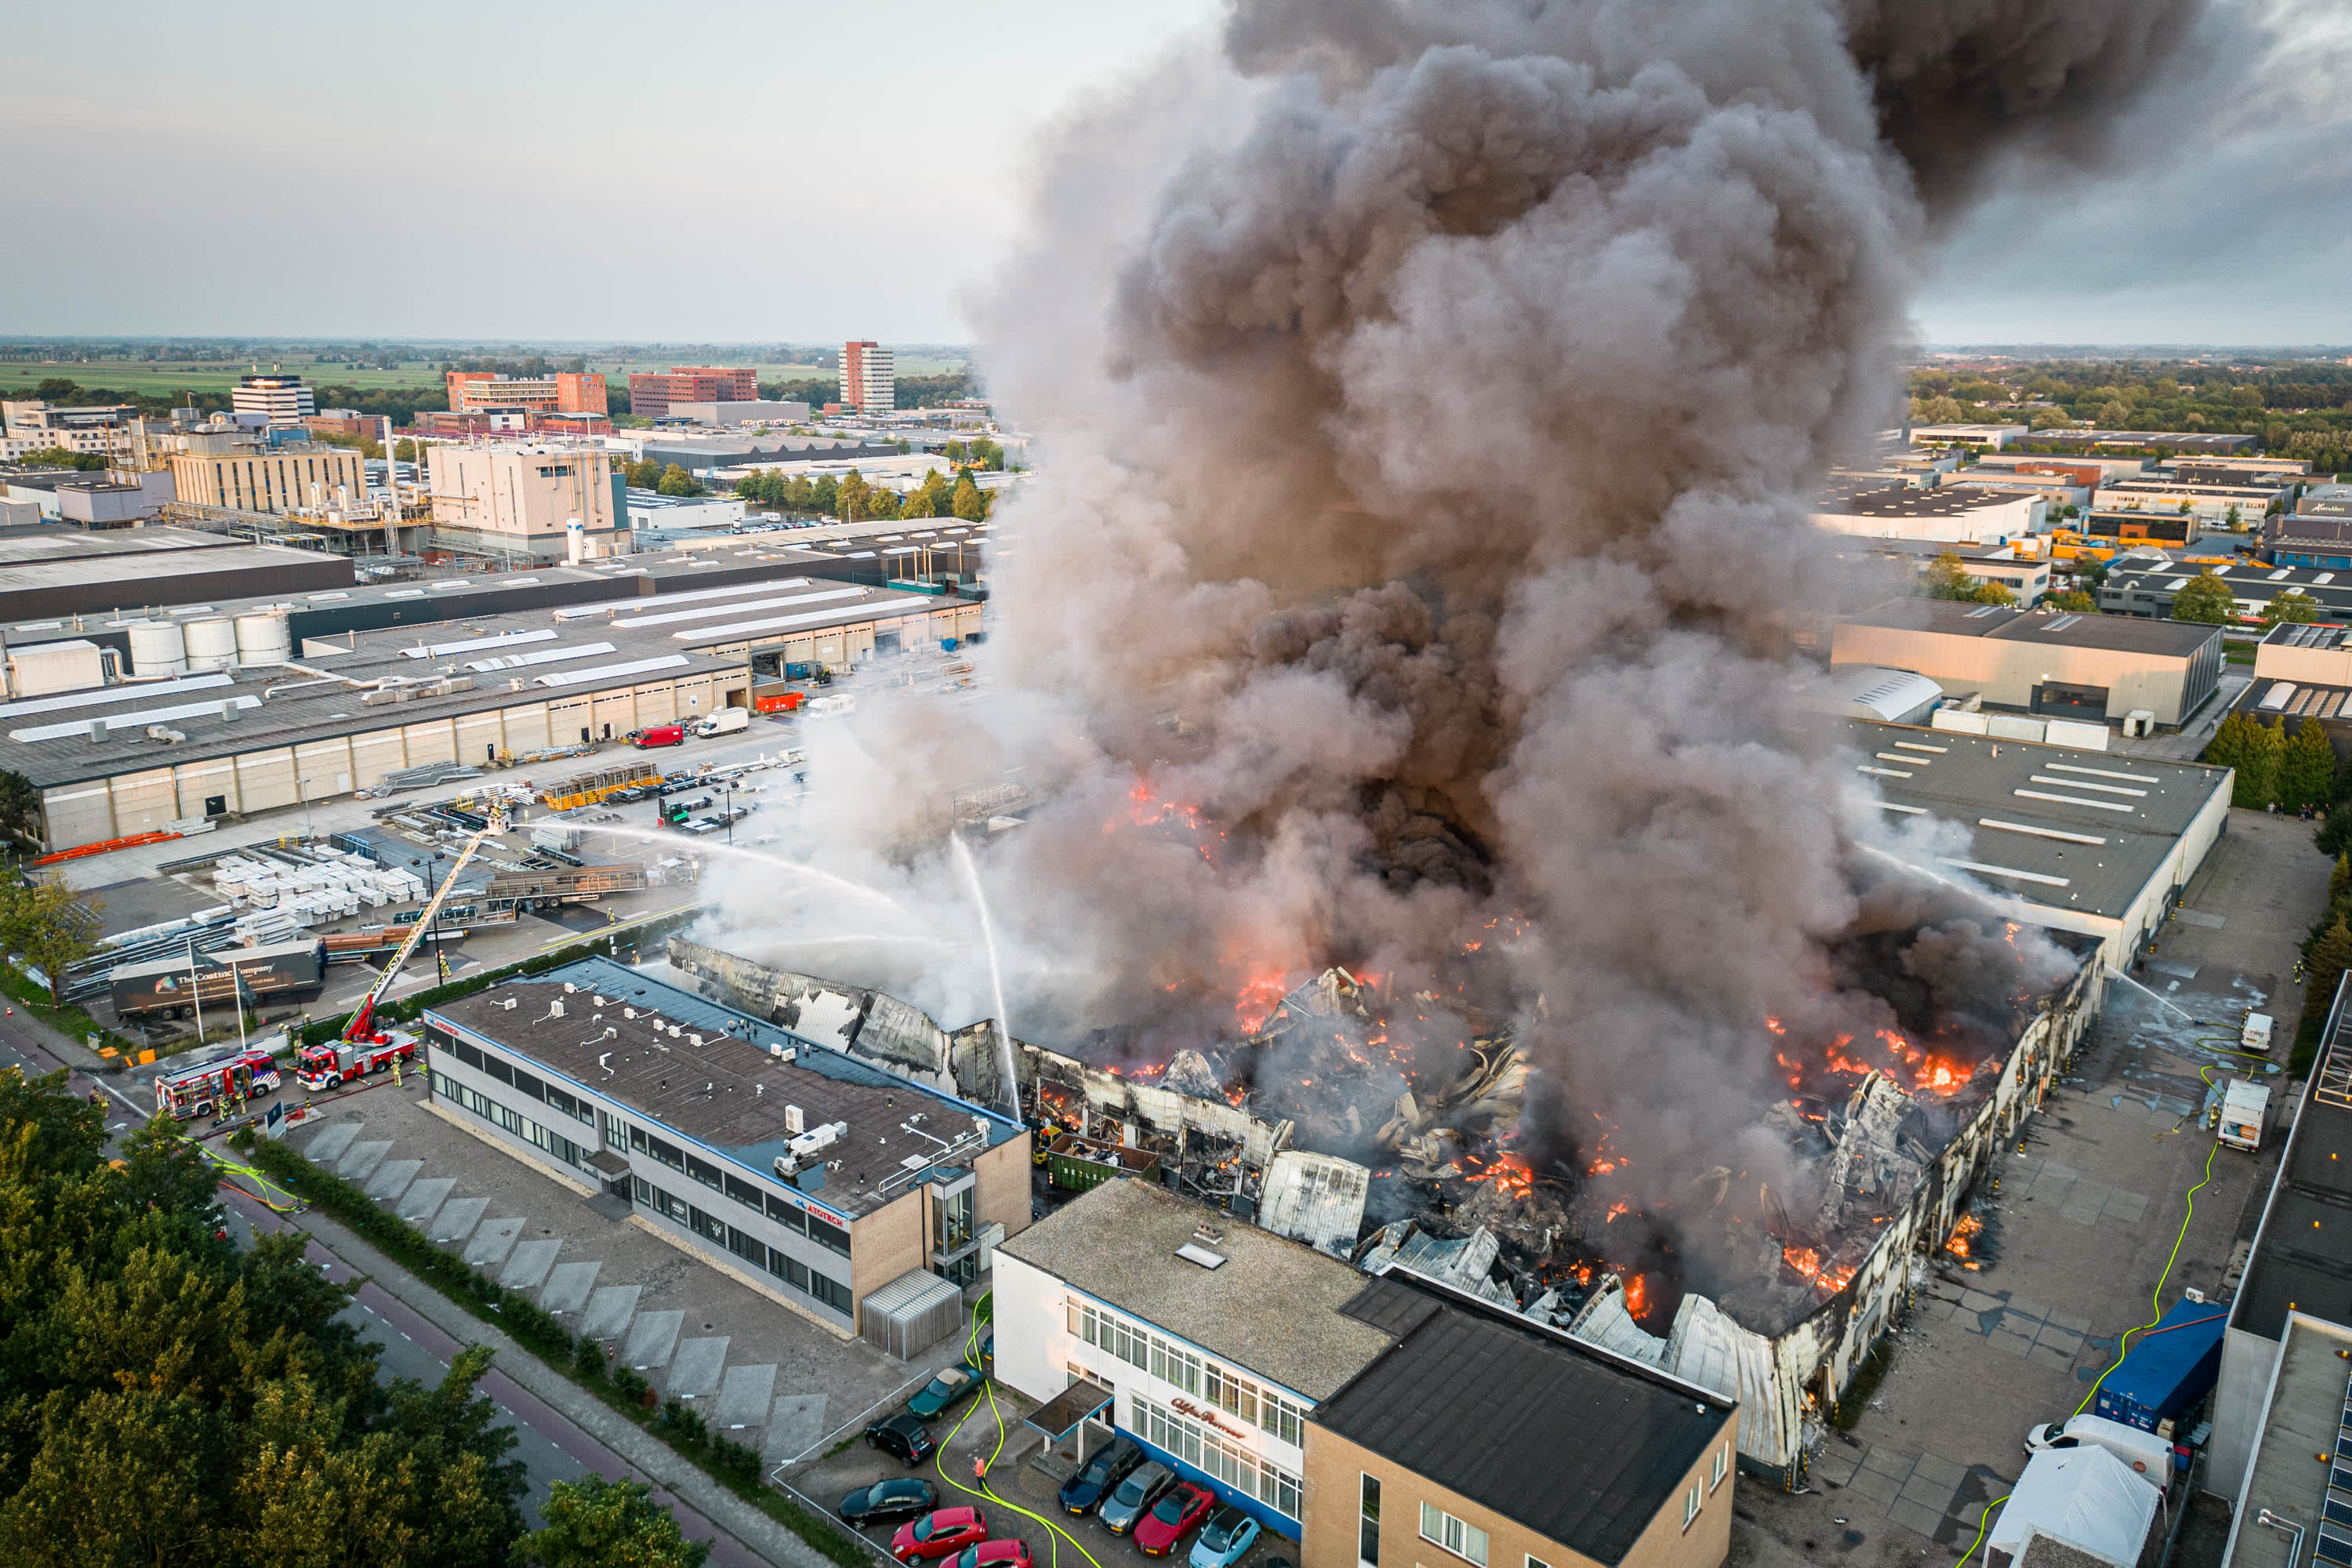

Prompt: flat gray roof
[
  {"left": 430, "top": 958, "right": 1021, "bottom": 1221},
  {"left": 1842, "top": 598, "right": 2221, "bottom": 657},
  {"left": 996, "top": 1177, "right": 1395, "bottom": 1400},
  {"left": 0, "top": 525, "right": 237, "bottom": 567},
  {"left": 1819, "top": 485, "right": 2029, "bottom": 518},
  {"left": 1848, "top": 719, "right": 2230, "bottom": 920}
]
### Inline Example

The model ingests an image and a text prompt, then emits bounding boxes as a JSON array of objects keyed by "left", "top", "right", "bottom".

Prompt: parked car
[
  {"left": 951, "top": 1543, "right": 1034, "bottom": 1568},
  {"left": 907, "top": 1363, "right": 985, "bottom": 1420},
  {"left": 841, "top": 1479, "right": 939, "bottom": 1527},
  {"left": 1099, "top": 1461, "right": 1176, "bottom": 1535},
  {"left": 894, "top": 1508, "right": 989, "bottom": 1563},
  {"left": 2024, "top": 1415, "right": 2173, "bottom": 1477},
  {"left": 1189, "top": 1506, "right": 1261, "bottom": 1568},
  {"left": 1059, "top": 1436, "right": 1144, "bottom": 1516},
  {"left": 866, "top": 1413, "right": 938, "bottom": 1467},
  {"left": 1135, "top": 1483, "right": 1216, "bottom": 1558}
]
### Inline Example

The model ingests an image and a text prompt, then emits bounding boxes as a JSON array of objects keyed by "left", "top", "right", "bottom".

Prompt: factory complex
[{"left": 4, "top": 548, "right": 981, "bottom": 852}]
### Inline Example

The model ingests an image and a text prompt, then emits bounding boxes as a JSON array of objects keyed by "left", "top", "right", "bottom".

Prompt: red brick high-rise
[{"left": 626, "top": 365, "right": 757, "bottom": 419}]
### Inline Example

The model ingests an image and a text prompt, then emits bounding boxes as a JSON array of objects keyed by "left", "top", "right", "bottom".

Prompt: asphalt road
[
  {"left": 214, "top": 1185, "right": 766, "bottom": 1566},
  {"left": 0, "top": 1003, "right": 767, "bottom": 1568}
]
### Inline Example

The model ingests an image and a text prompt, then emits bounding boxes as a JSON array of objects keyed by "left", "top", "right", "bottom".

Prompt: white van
[
  {"left": 2024, "top": 1414, "right": 2172, "bottom": 1481},
  {"left": 2241, "top": 1012, "right": 2274, "bottom": 1054}
]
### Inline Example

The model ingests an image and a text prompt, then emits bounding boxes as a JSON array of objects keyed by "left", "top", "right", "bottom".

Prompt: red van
[{"left": 630, "top": 724, "right": 684, "bottom": 748}]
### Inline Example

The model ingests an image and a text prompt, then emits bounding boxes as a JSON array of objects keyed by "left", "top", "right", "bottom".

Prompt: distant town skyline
[{"left": 3, "top": 0, "right": 2344, "bottom": 344}]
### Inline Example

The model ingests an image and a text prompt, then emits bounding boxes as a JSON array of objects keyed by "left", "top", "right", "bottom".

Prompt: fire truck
[
  {"left": 294, "top": 1033, "right": 418, "bottom": 1091},
  {"left": 299, "top": 803, "right": 509, "bottom": 1092},
  {"left": 154, "top": 1047, "right": 283, "bottom": 1121}
]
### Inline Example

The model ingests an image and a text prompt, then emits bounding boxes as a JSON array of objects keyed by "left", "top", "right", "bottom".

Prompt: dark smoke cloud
[{"left": 754, "top": 0, "right": 2205, "bottom": 1197}]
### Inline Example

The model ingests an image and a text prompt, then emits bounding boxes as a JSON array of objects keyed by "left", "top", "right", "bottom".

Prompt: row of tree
[
  {"left": 1904, "top": 358, "right": 2352, "bottom": 463},
  {"left": 2204, "top": 710, "right": 2338, "bottom": 811},
  {"left": 0, "top": 1067, "right": 711, "bottom": 1566},
  {"left": 2167, "top": 571, "right": 2320, "bottom": 626},
  {"left": 731, "top": 466, "right": 989, "bottom": 523},
  {"left": 622, "top": 460, "right": 705, "bottom": 497}
]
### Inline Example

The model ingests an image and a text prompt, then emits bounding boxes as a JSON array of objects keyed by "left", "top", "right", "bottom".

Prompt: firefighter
[{"left": 390, "top": 1056, "right": 403, "bottom": 1090}]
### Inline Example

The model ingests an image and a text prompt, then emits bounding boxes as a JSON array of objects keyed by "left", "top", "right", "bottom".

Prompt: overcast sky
[{"left": 3, "top": 0, "right": 2343, "bottom": 347}]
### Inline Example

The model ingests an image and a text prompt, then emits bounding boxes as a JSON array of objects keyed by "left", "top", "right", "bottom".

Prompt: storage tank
[
  {"left": 234, "top": 612, "right": 292, "bottom": 666},
  {"left": 128, "top": 620, "right": 189, "bottom": 677},
  {"left": 183, "top": 618, "right": 238, "bottom": 672}
]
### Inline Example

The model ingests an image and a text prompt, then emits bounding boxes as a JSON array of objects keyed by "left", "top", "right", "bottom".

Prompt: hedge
[{"left": 246, "top": 1123, "right": 869, "bottom": 1568}]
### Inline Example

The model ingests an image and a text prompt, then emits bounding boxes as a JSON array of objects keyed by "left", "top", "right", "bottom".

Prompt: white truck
[
  {"left": 689, "top": 706, "right": 750, "bottom": 739},
  {"left": 2216, "top": 1078, "right": 2272, "bottom": 1152},
  {"left": 2241, "top": 1012, "right": 2274, "bottom": 1054}
]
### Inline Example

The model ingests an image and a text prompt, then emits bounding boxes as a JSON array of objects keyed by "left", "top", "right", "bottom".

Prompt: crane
[{"left": 337, "top": 804, "right": 507, "bottom": 1046}]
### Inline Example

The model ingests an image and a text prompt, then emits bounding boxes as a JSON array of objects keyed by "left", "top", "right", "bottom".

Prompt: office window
[
  {"left": 808, "top": 1269, "right": 852, "bottom": 1314},
  {"left": 1527, "top": 1558, "right": 1550, "bottom": 1568},
  {"left": 766, "top": 1191, "right": 808, "bottom": 1232},
  {"left": 480, "top": 1054, "right": 513, "bottom": 1087},
  {"left": 766, "top": 1245, "right": 809, "bottom": 1291},
  {"left": 1150, "top": 1334, "right": 1202, "bottom": 1398},
  {"left": 452, "top": 1040, "right": 483, "bottom": 1071},
  {"left": 724, "top": 1224, "right": 765, "bottom": 1266},
  {"left": 1420, "top": 1504, "right": 1487, "bottom": 1567},
  {"left": 1711, "top": 1443, "right": 1729, "bottom": 1490},
  {"left": 604, "top": 1116, "right": 630, "bottom": 1152},
  {"left": 688, "top": 1205, "right": 726, "bottom": 1244},
  {"left": 512, "top": 1069, "right": 545, "bottom": 1102},
  {"left": 1359, "top": 1475, "right": 1381, "bottom": 1568},
  {"left": 685, "top": 1153, "right": 723, "bottom": 1192},
  {"left": 724, "top": 1172, "right": 764, "bottom": 1210},
  {"left": 1682, "top": 1482, "right": 1701, "bottom": 1530},
  {"left": 808, "top": 1213, "right": 851, "bottom": 1258}
]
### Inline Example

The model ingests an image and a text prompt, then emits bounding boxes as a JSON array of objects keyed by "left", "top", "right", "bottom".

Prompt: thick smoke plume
[{"left": 714, "top": 0, "right": 2197, "bottom": 1197}]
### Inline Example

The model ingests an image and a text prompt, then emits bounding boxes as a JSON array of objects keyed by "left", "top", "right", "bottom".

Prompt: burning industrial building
[{"left": 683, "top": 0, "right": 2211, "bottom": 1488}]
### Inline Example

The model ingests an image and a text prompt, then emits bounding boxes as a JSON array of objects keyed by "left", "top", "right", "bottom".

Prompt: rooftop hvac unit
[{"left": 786, "top": 1103, "right": 804, "bottom": 1134}]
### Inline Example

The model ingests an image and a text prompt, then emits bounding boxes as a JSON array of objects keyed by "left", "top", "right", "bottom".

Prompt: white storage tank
[
  {"left": 184, "top": 618, "right": 239, "bottom": 672},
  {"left": 234, "top": 612, "right": 291, "bottom": 666},
  {"left": 128, "top": 619, "right": 189, "bottom": 677}
]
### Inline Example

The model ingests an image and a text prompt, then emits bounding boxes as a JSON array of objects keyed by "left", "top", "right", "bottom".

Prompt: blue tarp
[{"left": 2093, "top": 1298, "right": 2228, "bottom": 1432}]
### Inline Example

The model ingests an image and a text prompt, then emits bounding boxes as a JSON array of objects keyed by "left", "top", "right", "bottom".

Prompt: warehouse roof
[
  {"left": 1817, "top": 485, "right": 2033, "bottom": 519},
  {"left": 1839, "top": 599, "right": 2222, "bottom": 657},
  {"left": 996, "top": 1178, "right": 1396, "bottom": 1400},
  {"left": 1319, "top": 1274, "right": 1733, "bottom": 1566},
  {"left": 1847, "top": 720, "right": 2230, "bottom": 921},
  {"left": 0, "top": 524, "right": 238, "bottom": 567},
  {"left": 430, "top": 959, "right": 1023, "bottom": 1222}
]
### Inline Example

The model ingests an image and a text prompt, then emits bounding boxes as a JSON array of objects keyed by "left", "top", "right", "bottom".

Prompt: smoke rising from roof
[{"left": 717, "top": 0, "right": 2198, "bottom": 1194}]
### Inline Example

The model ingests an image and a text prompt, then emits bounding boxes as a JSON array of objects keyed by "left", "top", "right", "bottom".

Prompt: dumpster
[
  {"left": 2093, "top": 1298, "right": 2228, "bottom": 1434},
  {"left": 1047, "top": 1132, "right": 1163, "bottom": 1192}
]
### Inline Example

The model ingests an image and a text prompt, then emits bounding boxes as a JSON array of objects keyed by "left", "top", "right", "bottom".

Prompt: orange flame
[{"left": 1623, "top": 1275, "right": 1650, "bottom": 1322}]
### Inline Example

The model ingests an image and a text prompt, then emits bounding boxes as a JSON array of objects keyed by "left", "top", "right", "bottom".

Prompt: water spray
[{"left": 952, "top": 833, "right": 1022, "bottom": 1120}]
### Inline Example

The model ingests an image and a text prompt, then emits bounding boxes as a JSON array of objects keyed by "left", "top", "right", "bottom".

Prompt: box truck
[
  {"left": 2092, "top": 1298, "right": 2227, "bottom": 1435},
  {"left": 689, "top": 707, "right": 750, "bottom": 739},
  {"left": 2215, "top": 1079, "right": 2271, "bottom": 1151}
]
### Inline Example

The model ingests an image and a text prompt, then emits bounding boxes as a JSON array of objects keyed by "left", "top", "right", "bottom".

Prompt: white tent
[{"left": 1988, "top": 1445, "right": 2161, "bottom": 1567}]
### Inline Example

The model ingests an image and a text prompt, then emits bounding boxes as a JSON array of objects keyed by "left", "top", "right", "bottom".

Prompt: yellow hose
[{"left": 922, "top": 1303, "right": 1108, "bottom": 1568}]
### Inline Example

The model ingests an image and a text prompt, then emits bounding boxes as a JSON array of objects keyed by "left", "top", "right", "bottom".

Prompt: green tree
[
  {"left": 391, "top": 437, "right": 419, "bottom": 462},
  {"left": 0, "top": 770, "right": 39, "bottom": 851},
  {"left": 901, "top": 470, "right": 952, "bottom": 520},
  {"left": 2262, "top": 590, "right": 2320, "bottom": 626},
  {"left": 2169, "top": 571, "right": 2238, "bottom": 624},
  {"left": 950, "top": 471, "right": 989, "bottom": 522},
  {"left": 2332, "top": 853, "right": 2351, "bottom": 913},
  {"left": 2281, "top": 720, "right": 2339, "bottom": 812},
  {"left": 0, "top": 1072, "right": 529, "bottom": 1568},
  {"left": 654, "top": 464, "right": 701, "bottom": 498},
  {"left": 623, "top": 459, "right": 661, "bottom": 489},
  {"left": 2203, "top": 710, "right": 2281, "bottom": 808},
  {"left": 837, "top": 470, "right": 872, "bottom": 522},
  {"left": 2045, "top": 589, "right": 2097, "bottom": 612},
  {"left": 1911, "top": 394, "right": 1965, "bottom": 424},
  {"left": 515, "top": 1474, "right": 711, "bottom": 1568},
  {"left": 1922, "top": 551, "right": 1974, "bottom": 599},
  {"left": 0, "top": 880, "right": 102, "bottom": 1002},
  {"left": 15, "top": 447, "right": 109, "bottom": 471},
  {"left": 2307, "top": 913, "right": 2352, "bottom": 1036}
]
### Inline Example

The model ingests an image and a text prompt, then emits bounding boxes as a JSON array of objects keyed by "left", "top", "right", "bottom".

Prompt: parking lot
[
  {"left": 1735, "top": 809, "right": 2325, "bottom": 1567},
  {"left": 789, "top": 1385, "right": 1291, "bottom": 1568}
]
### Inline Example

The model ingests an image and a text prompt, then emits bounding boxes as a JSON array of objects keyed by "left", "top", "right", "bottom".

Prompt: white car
[{"left": 2024, "top": 1415, "right": 2172, "bottom": 1479}]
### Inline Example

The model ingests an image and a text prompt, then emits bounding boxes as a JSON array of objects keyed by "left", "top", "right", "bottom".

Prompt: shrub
[
  {"left": 575, "top": 1334, "right": 610, "bottom": 1383},
  {"left": 711, "top": 1436, "right": 762, "bottom": 1486},
  {"left": 662, "top": 1397, "right": 710, "bottom": 1449},
  {"left": 611, "top": 1365, "right": 650, "bottom": 1406}
]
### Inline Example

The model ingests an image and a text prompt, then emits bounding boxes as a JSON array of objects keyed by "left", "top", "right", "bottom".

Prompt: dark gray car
[{"left": 1100, "top": 1460, "right": 1175, "bottom": 1535}]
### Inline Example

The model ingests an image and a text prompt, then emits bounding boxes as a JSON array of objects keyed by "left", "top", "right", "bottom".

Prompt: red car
[
  {"left": 952, "top": 1543, "right": 1034, "bottom": 1568},
  {"left": 892, "top": 1508, "right": 989, "bottom": 1563},
  {"left": 1134, "top": 1483, "right": 1215, "bottom": 1558}
]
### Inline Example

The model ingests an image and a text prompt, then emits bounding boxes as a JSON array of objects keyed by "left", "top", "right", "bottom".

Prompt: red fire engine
[
  {"left": 294, "top": 1034, "right": 418, "bottom": 1091},
  {"left": 154, "top": 1047, "right": 283, "bottom": 1121},
  {"left": 299, "top": 804, "right": 508, "bottom": 1093}
]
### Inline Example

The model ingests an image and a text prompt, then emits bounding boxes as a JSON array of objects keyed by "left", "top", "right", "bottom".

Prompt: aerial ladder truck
[{"left": 295, "top": 806, "right": 507, "bottom": 1091}]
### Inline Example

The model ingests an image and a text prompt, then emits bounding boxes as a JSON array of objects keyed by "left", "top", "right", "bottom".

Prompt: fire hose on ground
[
  {"left": 1966, "top": 1064, "right": 2223, "bottom": 1564},
  {"left": 928, "top": 1303, "right": 1108, "bottom": 1568}
]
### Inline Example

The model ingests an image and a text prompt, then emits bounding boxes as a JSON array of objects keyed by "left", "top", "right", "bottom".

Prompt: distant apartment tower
[
  {"left": 231, "top": 374, "right": 317, "bottom": 428},
  {"left": 841, "top": 341, "right": 894, "bottom": 412},
  {"left": 627, "top": 366, "right": 757, "bottom": 421},
  {"left": 444, "top": 371, "right": 608, "bottom": 416}
]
